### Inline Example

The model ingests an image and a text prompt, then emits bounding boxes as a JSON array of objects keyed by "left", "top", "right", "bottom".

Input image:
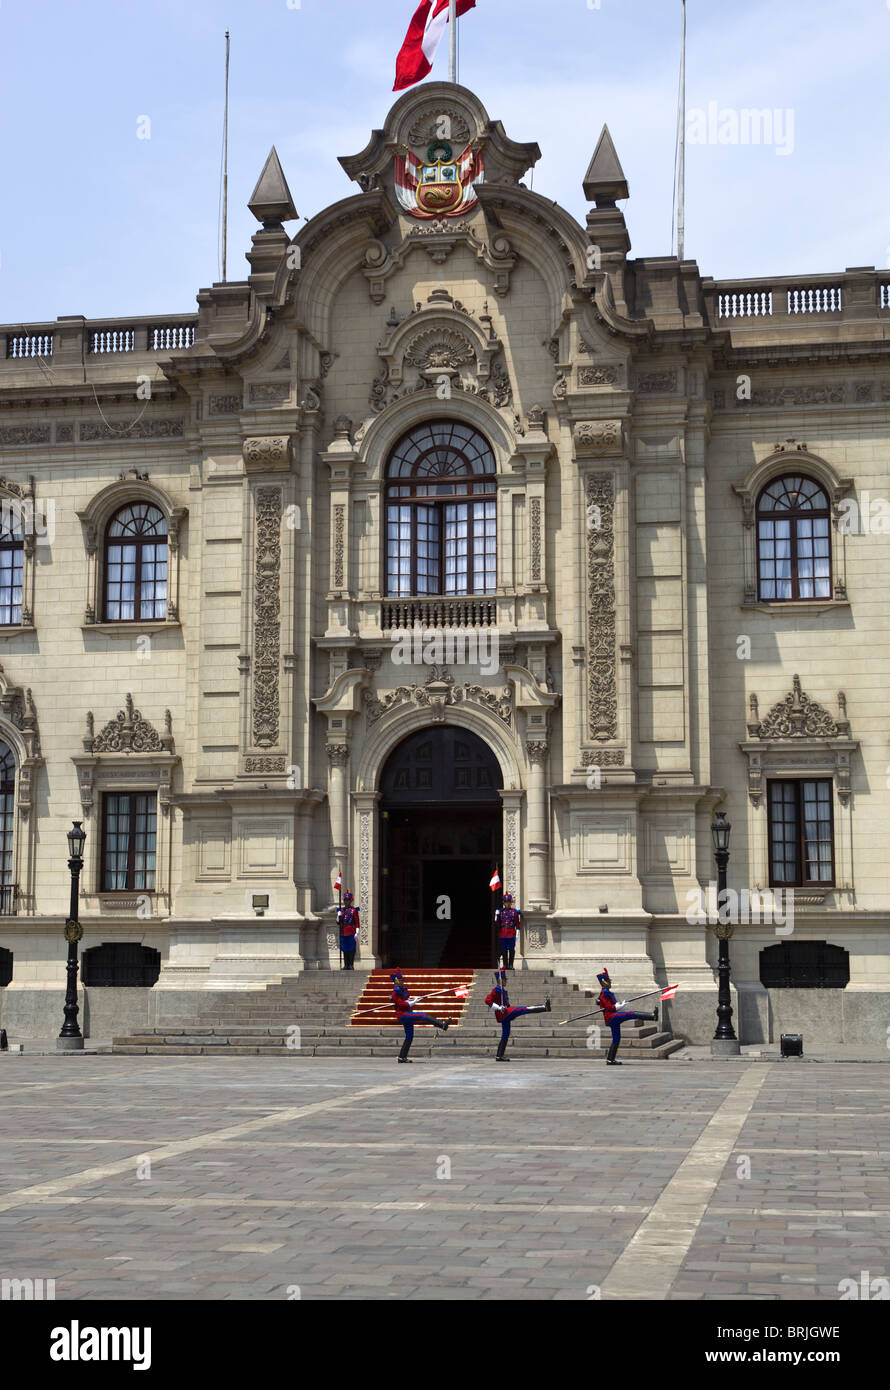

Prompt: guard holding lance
[
  {"left": 336, "top": 890, "right": 359, "bottom": 970},
  {"left": 485, "top": 967, "right": 551, "bottom": 1062},
  {"left": 595, "top": 968, "right": 659, "bottom": 1065},
  {"left": 390, "top": 970, "right": 450, "bottom": 1063},
  {"left": 495, "top": 891, "right": 520, "bottom": 971}
]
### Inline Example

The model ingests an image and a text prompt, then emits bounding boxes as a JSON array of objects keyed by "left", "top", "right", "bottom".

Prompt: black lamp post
[
  {"left": 58, "top": 820, "right": 86, "bottom": 1051},
  {"left": 710, "top": 810, "right": 739, "bottom": 1054}
]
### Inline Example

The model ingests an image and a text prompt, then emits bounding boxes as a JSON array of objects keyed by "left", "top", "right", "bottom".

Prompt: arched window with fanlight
[
  {"left": 757, "top": 475, "right": 831, "bottom": 601},
  {"left": 0, "top": 742, "right": 16, "bottom": 915},
  {"left": 0, "top": 508, "right": 24, "bottom": 626},
  {"left": 385, "top": 421, "right": 497, "bottom": 596},
  {"left": 103, "top": 503, "right": 168, "bottom": 621}
]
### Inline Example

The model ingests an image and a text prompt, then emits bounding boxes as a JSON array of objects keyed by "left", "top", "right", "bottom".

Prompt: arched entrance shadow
[{"left": 379, "top": 727, "right": 503, "bottom": 968}]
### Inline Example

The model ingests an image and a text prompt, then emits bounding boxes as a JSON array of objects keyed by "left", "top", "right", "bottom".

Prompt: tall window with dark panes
[
  {"left": 0, "top": 742, "right": 15, "bottom": 913},
  {"left": 104, "top": 503, "right": 168, "bottom": 622},
  {"left": 768, "top": 779, "right": 834, "bottom": 887},
  {"left": 385, "top": 421, "right": 496, "bottom": 596},
  {"left": 102, "top": 793, "right": 157, "bottom": 892},
  {"left": 0, "top": 509, "right": 24, "bottom": 625},
  {"left": 756, "top": 476, "right": 831, "bottom": 601}
]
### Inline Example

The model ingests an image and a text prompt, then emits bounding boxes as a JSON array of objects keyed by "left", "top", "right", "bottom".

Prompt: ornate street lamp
[
  {"left": 58, "top": 821, "right": 86, "bottom": 1051},
  {"left": 710, "top": 810, "right": 740, "bottom": 1056}
]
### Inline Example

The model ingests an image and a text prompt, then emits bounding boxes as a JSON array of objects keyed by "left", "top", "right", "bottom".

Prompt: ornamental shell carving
[{"left": 89, "top": 694, "right": 170, "bottom": 754}]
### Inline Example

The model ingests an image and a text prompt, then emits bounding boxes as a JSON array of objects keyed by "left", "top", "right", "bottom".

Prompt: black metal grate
[
  {"left": 82, "top": 943, "right": 161, "bottom": 988},
  {"left": 0, "top": 946, "right": 12, "bottom": 987},
  {"left": 760, "top": 940, "right": 849, "bottom": 989}
]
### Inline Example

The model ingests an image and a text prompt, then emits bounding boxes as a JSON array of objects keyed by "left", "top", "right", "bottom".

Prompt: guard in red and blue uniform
[
  {"left": 597, "top": 968, "right": 658, "bottom": 1065},
  {"left": 485, "top": 972, "right": 551, "bottom": 1062},
  {"left": 391, "top": 970, "right": 450, "bottom": 1063},
  {"left": 336, "top": 892, "right": 359, "bottom": 970},
  {"left": 495, "top": 893, "right": 520, "bottom": 970}
]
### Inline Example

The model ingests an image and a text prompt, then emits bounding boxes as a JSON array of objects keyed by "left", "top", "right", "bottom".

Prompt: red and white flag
[
  {"left": 394, "top": 0, "right": 476, "bottom": 92},
  {"left": 489, "top": 868, "right": 501, "bottom": 892},
  {"left": 334, "top": 870, "right": 342, "bottom": 892},
  {"left": 660, "top": 985, "right": 679, "bottom": 1000},
  {"left": 454, "top": 986, "right": 470, "bottom": 998}
]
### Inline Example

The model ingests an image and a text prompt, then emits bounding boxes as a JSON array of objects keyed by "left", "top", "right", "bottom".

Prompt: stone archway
[{"left": 378, "top": 726, "right": 503, "bottom": 967}]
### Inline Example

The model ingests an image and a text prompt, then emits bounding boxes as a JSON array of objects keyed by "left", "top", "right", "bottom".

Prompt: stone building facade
[{"left": 0, "top": 83, "right": 887, "bottom": 1042}]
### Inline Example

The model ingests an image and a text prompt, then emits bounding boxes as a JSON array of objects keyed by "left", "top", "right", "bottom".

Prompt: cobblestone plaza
[{"left": 2, "top": 1055, "right": 888, "bottom": 1302}]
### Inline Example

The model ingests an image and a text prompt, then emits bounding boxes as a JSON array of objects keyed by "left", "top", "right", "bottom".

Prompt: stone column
[
  {"left": 327, "top": 743, "right": 350, "bottom": 886},
  {"left": 525, "top": 740, "right": 550, "bottom": 909}
]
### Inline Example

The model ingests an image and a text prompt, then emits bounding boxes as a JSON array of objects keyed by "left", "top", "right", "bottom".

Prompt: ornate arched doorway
[{"left": 379, "top": 727, "right": 503, "bottom": 967}]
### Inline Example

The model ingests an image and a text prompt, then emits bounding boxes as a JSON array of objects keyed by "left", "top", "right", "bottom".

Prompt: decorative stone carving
[
  {"left": 404, "top": 328, "right": 476, "bottom": 375},
  {"left": 506, "top": 807, "right": 519, "bottom": 898},
  {"left": 750, "top": 675, "right": 848, "bottom": 740},
  {"left": 526, "top": 404, "right": 546, "bottom": 431},
  {"left": 529, "top": 498, "right": 542, "bottom": 582},
  {"left": 300, "top": 383, "right": 322, "bottom": 413},
  {"left": 248, "top": 382, "right": 289, "bottom": 405},
  {"left": 579, "top": 365, "right": 620, "bottom": 387},
  {"left": 210, "top": 394, "right": 241, "bottom": 415},
  {"left": 488, "top": 356, "right": 512, "bottom": 408},
  {"left": 320, "top": 353, "right": 336, "bottom": 378},
  {"left": 55, "top": 423, "right": 74, "bottom": 443},
  {"left": 359, "top": 812, "right": 371, "bottom": 945},
  {"left": 552, "top": 372, "right": 568, "bottom": 402},
  {"left": 87, "top": 694, "right": 172, "bottom": 754},
  {"left": 326, "top": 744, "right": 349, "bottom": 765},
  {"left": 369, "top": 367, "right": 390, "bottom": 413},
  {"left": 586, "top": 473, "right": 618, "bottom": 743},
  {"left": 252, "top": 488, "right": 282, "bottom": 748},
  {"left": 407, "top": 105, "right": 471, "bottom": 146},
  {"left": 637, "top": 369, "right": 677, "bottom": 393},
  {"left": 0, "top": 426, "right": 50, "bottom": 446},
  {"left": 79, "top": 419, "right": 184, "bottom": 441},
  {"left": 332, "top": 505, "right": 346, "bottom": 589},
  {"left": 244, "top": 756, "right": 287, "bottom": 772},
  {"left": 574, "top": 420, "right": 623, "bottom": 457},
  {"left": 736, "top": 384, "right": 846, "bottom": 408},
  {"left": 526, "top": 740, "right": 549, "bottom": 765},
  {"left": 579, "top": 748, "right": 625, "bottom": 767},
  {"left": 243, "top": 436, "right": 291, "bottom": 471},
  {"left": 362, "top": 666, "right": 513, "bottom": 726}
]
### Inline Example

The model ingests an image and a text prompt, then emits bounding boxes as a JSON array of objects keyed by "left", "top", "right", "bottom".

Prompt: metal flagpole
[
  {"left": 449, "top": 0, "right": 457, "bottom": 83},
  {"left": 677, "top": 1, "right": 686, "bottom": 260},
  {"left": 222, "top": 29, "right": 230, "bottom": 283}
]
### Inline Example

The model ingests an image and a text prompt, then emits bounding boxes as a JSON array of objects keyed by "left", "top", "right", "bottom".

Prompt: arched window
[
  {"left": 103, "top": 503, "right": 168, "bottom": 621},
  {"left": 385, "top": 421, "right": 496, "bottom": 597},
  {"left": 82, "top": 942, "right": 161, "bottom": 988},
  {"left": 0, "top": 507, "right": 24, "bottom": 626},
  {"left": 757, "top": 475, "right": 831, "bottom": 601},
  {"left": 0, "top": 743, "right": 15, "bottom": 915}
]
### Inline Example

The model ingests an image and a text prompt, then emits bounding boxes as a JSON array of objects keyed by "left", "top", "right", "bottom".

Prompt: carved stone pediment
[
  {"left": 374, "top": 290, "right": 503, "bottom": 399},
  {"left": 748, "top": 676, "right": 848, "bottom": 740},
  {"left": 85, "top": 695, "right": 174, "bottom": 755},
  {"left": 362, "top": 665, "right": 513, "bottom": 727}
]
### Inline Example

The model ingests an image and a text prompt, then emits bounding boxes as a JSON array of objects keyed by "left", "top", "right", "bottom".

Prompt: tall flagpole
[
  {"left": 222, "top": 29, "right": 230, "bottom": 283},
  {"left": 449, "top": 0, "right": 457, "bottom": 83},
  {"left": 677, "top": 1, "right": 686, "bottom": 260}
]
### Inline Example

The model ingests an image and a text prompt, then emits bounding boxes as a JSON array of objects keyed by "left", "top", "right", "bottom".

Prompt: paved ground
[{"left": 1, "top": 1054, "right": 888, "bottom": 1301}]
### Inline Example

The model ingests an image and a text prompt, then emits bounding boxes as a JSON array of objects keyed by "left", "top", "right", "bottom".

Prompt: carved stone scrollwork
[
  {"left": 579, "top": 748, "right": 625, "bottom": 767},
  {"left": 586, "top": 473, "right": 618, "bottom": 743},
  {"left": 529, "top": 498, "right": 542, "bottom": 582},
  {"left": 243, "top": 436, "right": 292, "bottom": 472},
  {"left": 574, "top": 420, "right": 623, "bottom": 457},
  {"left": 751, "top": 675, "right": 846, "bottom": 740},
  {"left": 87, "top": 694, "right": 171, "bottom": 754},
  {"left": 332, "top": 505, "right": 346, "bottom": 590},
  {"left": 363, "top": 666, "right": 513, "bottom": 726},
  {"left": 526, "top": 741, "right": 549, "bottom": 765},
  {"left": 326, "top": 744, "right": 350, "bottom": 765},
  {"left": 252, "top": 488, "right": 282, "bottom": 748}
]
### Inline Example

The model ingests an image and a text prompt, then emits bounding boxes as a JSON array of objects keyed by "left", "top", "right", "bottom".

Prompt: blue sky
[{"left": 1, "top": 0, "right": 888, "bottom": 324}]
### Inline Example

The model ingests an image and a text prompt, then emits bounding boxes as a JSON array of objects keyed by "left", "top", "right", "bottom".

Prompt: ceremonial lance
[{"left": 558, "top": 984, "right": 679, "bottom": 1027}]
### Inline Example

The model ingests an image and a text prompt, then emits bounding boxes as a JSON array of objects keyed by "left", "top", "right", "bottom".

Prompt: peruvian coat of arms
[{"left": 395, "top": 139, "right": 484, "bottom": 220}]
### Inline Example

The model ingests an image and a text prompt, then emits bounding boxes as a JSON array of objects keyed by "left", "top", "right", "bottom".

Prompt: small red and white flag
[
  {"left": 454, "top": 986, "right": 470, "bottom": 998},
  {"left": 660, "top": 985, "right": 679, "bottom": 1000},
  {"left": 489, "top": 868, "right": 501, "bottom": 892},
  {"left": 394, "top": 0, "right": 476, "bottom": 92},
  {"left": 333, "top": 870, "right": 342, "bottom": 892}
]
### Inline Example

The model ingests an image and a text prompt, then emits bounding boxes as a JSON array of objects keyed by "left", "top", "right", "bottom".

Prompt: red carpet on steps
[{"left": 351, "top": 968, "right": 475, "bottom": 1027}]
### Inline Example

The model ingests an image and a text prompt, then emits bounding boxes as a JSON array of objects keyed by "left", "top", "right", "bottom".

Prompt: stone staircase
[{"left": 112, "top": 969, "right": 683, "bottom": 1060}]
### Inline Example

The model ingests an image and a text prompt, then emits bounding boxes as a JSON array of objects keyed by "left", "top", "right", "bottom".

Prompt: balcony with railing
[
  {"left": 1, "top": 313, "right": 198, "bottom": 374},
  {"left": 703, "top": 267, "right": 890, "bottom": 338},
  {"left": 382, "top": 596, "right": 499, "bottom": 630}
]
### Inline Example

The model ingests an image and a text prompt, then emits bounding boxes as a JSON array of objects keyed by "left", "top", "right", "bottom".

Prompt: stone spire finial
[
  {"left": 248, "top": 147, "right": 298, "bottom": 228},
  {"left": 583, "top": 125, "right": 629, "bottom": 205}
]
